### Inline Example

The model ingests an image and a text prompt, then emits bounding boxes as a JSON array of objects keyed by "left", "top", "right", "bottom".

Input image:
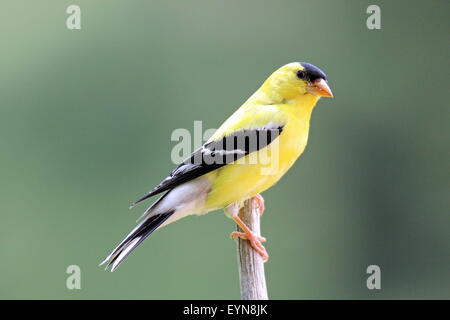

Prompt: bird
[{"left": 100, "top": 62, "right": 333, "bottom": 271}]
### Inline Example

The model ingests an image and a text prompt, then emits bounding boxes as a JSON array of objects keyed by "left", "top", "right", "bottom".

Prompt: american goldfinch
[{"left": 100, "top": 62, "right": 333, "bottom": 271}]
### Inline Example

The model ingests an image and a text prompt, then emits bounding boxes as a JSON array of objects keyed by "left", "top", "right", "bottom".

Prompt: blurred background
[{"left": 0, "top": 0, "right": 448, "bottom": 299}]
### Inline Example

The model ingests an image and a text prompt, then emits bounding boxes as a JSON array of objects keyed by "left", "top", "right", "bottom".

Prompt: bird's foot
[
  {"left": 230, "top": 231, "right": 269, "bottom": 262},
  {"left": 252, "top": 194, "right": 265, "bottom": 216}
]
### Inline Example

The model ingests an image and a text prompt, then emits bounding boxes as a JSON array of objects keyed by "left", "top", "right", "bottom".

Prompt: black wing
[{"left": 130, "top": 124, "right": 284, "bottom": 208}]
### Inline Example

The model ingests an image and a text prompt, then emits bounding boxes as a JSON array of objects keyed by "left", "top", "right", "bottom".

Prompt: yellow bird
[{"left": 100, "top": 62, "right": 333, "bottom": 271}]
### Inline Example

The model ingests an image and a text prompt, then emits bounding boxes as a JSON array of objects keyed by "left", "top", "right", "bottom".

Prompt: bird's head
[{"left": 260, "top": 62, "right": 333, "bottom": 102}]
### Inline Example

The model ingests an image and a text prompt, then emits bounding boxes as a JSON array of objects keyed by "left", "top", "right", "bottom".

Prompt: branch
[{"left": 235, "top": 199, "right": 269, "bottom": 300}]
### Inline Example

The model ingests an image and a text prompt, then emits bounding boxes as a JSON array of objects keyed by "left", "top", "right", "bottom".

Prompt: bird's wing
[{"left": 130, "top": 105, "right": 287, "bottom": 208}]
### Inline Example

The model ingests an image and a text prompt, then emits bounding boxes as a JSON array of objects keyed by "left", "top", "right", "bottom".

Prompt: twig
[{"left": 235, "top": 199, "right": 269, "bottom": 300}]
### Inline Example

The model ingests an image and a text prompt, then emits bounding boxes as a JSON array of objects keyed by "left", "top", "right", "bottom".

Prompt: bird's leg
[
  {"left": 230, "top": 216, "right": 269, "bottom": 262},
  {"left": 252, "top": 194, "right": 265, "bottom": 216}
]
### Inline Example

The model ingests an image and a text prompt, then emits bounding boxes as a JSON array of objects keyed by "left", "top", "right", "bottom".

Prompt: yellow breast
[{"left": 203, "top": 98, "right": 316, "bottom": 211}]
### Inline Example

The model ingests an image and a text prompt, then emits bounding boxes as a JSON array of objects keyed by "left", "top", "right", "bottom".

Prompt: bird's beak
[{"left": 307, "top": 78, "right": 333, "bottom": 98}]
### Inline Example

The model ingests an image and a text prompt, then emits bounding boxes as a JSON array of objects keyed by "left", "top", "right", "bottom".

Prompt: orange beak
[{"left": 307, "top": 78, "right": 333, "bottom": 98}]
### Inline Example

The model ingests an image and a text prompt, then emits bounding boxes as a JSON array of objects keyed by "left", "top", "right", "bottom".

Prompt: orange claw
[
  {"left": 231, "top": 231, "right": 266, "bottom": 243},
  {"left": 252, "top": 194, "right": 265, "bottom": 216},
  {"left": 231, "top": 216, "right": 269, "bottom": 262}
]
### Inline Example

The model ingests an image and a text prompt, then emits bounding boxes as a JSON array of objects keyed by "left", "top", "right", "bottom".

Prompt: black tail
[{"left": 100, "top": 211, "right": 174, "bottom": 272}]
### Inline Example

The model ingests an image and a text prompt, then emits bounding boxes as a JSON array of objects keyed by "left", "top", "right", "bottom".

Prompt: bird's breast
[{"left": 203, "top": 117, "right": 310, "bottom": 211}]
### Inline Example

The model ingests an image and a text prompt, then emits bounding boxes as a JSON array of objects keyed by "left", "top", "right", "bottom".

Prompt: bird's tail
[{"left": 99, "top": 210, "right": 174, "bottom": 272}]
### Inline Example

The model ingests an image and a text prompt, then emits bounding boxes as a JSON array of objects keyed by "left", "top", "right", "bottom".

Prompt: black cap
[{"left": 299, "top": 62, "right": 327, "bottom": 81}]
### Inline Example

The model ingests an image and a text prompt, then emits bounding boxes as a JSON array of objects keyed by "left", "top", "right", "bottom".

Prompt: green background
[{"left": 0, "top": 1, "right": 448, "bottom": 299}]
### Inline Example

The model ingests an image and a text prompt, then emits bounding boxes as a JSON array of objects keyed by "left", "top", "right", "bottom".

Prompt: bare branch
[{"left": 235, "top": 199, "right": 269, "bottom": 300}]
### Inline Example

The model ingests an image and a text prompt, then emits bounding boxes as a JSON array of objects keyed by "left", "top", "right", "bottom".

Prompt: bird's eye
[{"left": 296, "top": 70, "right": 307, "bottom": 80}]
